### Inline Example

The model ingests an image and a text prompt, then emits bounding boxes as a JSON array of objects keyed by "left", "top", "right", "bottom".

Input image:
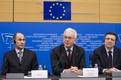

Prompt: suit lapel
[
  {"left": 21, "top": 49, "right": 29, "bottom": 64},
  {"left": 101, "top": 46, "right": 109, "bottom": 67},
  {"left": 113, "top": 47, "right": 118, "bottom": 67},
  {"left": 71, "top": 45, "right": 78, "bottom": 66},
  {"left": 11, "top": 49, "right": 20, "bottom": 64},
  {"left": 61, "top": 45, "right": 70, "bottom": 68}
]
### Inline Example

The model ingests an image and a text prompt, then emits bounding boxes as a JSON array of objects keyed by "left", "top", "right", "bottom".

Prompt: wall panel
[
  {"left": 14, "top": 0, "right": 99, "bottom": 23},
  {"left": 100, "top": 0, "right": 121, "bottom": 23},
  {"left": 0, "top": 0, "right": 121, "bottom": 23},
  {"left": 0, "top": 0, "right": 13, "bottom": 22}
]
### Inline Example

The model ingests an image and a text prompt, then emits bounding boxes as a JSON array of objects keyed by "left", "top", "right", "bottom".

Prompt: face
[
  {"left": 14, "top": 33, "right": 25, "bottom": 50},
  {"left": 63, "top": 31, "right": 77, "bottom": 48},
  {"left": 104, "top": 34, "right": 116, "bottom": 50}
]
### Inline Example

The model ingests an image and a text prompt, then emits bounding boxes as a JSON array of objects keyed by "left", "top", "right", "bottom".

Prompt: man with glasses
[
  {"left": 93, "top": 32, "right": 121, "bottom": 74},
  {"left": 50, "top": 28, "right": 86, "bottom": 75}
]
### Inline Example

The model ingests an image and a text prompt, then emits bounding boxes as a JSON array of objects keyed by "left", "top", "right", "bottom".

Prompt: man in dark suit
[
  {"left": 93, "top": 32, "right": 121, "bottom": 74},
  {"left": 50, "top": 28, "right": 86, "bottom": 75},
  {"left": 1, "top": 33, "right": 38, "bottom": 75}
]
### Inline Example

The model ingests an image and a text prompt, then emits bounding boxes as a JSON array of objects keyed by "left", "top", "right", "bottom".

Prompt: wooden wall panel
[
  {"left": 0, "top": 0, "right": 13, "bottom": 22},
  {"left": 14, "top": 0, "right": 43, "bottom": 22},
  {"left": 14, "top": 0, "right": 99, "bottom": 23},
  {"left": 1, "top": 0, "right": 121, "bottom": 23},
  {"left": 71, "top": 0, "right": 99, "bottom": 23},
  {"left": 100, "top": 0, "right": 121, "bottom": 23}
]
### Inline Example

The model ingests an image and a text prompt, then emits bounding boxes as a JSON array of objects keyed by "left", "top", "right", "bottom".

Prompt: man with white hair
[{"left": 50, "top": 28, "right": 86, "bottom": 75}]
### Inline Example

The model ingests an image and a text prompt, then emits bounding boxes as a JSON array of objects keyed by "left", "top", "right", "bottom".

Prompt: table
[{"left": 0, "top": 75, "right": 121, "bottom": 80}]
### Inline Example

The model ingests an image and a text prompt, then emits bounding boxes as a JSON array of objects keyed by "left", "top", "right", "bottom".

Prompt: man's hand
[
  {"left": 105, "top": 67, "right": 117, "bottom": 74},
  {"left": 64, "top": 66, "right": 81, "bottom": 75}
]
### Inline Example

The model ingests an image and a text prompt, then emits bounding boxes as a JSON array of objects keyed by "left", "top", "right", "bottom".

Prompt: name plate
[
  {"left": 61, "top": 73, "right": 77, "bottom": 78},
  {"left": 111, "top": 72, "right": 121, "bottom": 76},
  {"left": 83, "top": 68, "right": 98, "bottom": 77},
  {"left": 6, "top": 73, "right": 24, "bottom": 79},
  {"left": 31, "top": 70, "right": 48, "bottom": 78}
]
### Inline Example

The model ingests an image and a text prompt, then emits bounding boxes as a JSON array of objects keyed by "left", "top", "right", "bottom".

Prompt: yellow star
[
  {"left": 50, "top": 13, "right": 52, "bottom": 16},
  {"left": 53, "top": 16, "right": 55, "bottom": 18},
  {"left": 63, "top": 6, "right": 65, "bottom": 9},
  {"left": 64, "top": 10, "right": 66, "bottom": 12},
  {"left": 49, "top": 10, "right": 51, "bottom": 12},
  {"left": 63, "top": 14, "right": 65, "bottom": 16},
  {"left": 53, "top": 4, "right": 55, "bottom": 6},
  {"left": 56, "top": 3, "right": 58, "bottom": 5},
  {"left": 60, "top": 16, "right": 62, "bottom": 18},
  {"left": 50, "top": 6, "right": 52, "bottom": 8},
  {"left": 56, "top": 17, "right": 59, "bottom": 19},
  {"left": 60, "top": 4, "right": 62, "bottom": 6}
]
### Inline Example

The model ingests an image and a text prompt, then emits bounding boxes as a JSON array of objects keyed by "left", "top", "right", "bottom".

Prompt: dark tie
[
  {"left": 18, "top": 51, "right": 22, "bottom": 63},
  {"left": 67, "top": 49, "right": 71, "bottom": 61},
  {"left": 108, "top": 51, "right": 112, "bottom": 68}
]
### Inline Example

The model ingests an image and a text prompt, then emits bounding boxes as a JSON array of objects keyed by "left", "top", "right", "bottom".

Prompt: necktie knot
[
  {"left": 67, "top": 49, "right": 71, "bottom": 52},
  {"left": 18, "top": 51, "right": 22, "bottom": 54},
  {"left": 108, "top": 51, "right": 112, "bottom": 54}
]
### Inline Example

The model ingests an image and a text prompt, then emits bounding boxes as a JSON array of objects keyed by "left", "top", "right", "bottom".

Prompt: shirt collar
[
  {"left": 15, "top": 48, "right": 24, "bottom": 54},
  {"left": 64, "top": 46, "right": 73, "bottom": 52},
  {"left": 105, "top": 46, "right": 114, "bottom": 53}
]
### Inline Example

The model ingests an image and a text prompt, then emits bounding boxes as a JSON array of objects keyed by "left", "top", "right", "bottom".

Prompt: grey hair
[{"left": 63, "top": 28, "right": 77, "bottom": 39}]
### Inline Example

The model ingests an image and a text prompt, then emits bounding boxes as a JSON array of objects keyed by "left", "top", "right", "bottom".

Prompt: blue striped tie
[{"left": 18, "top": 51, "right": 22, "bottom": 63}]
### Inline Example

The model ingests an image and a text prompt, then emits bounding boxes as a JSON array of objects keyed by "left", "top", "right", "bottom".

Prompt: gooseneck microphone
[{"left": 53, "top": 53, "right": 64, "bottom": 74}]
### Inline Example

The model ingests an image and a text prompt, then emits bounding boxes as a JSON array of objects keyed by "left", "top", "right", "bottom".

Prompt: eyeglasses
[{"left": 63, "top": 36, "right": 75, "bottom": 40}]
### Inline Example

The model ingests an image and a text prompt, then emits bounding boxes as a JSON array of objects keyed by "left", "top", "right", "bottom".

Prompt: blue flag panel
[{"left": 44, "top": 1, "right": 71, "bottom": 20}]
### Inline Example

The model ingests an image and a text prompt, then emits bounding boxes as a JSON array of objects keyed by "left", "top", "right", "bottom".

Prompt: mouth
[
  {"left": 20, "top": 45, "right": 24, "bottom": 47},
  {"left": 108, "top": 43, "right": 112, "bottom": 45},
  {"left": 66, "top": 42, "right": 69, "bottom": 45}
]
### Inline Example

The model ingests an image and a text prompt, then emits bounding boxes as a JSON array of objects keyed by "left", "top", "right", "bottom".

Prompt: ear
[
  {"left": 74, "top": 38, "right": 77, "bottom": 44},
  {"left": 13, "top": 39, "right": 16, "bottom": 44},
  {"left": 103, "top": 40, "right": 105, "bottom": 42}
]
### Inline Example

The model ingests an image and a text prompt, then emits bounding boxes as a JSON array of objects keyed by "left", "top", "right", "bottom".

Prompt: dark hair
[
  {"left": 13, "top": 33, "right": 18, "bottom": 44},
  {"left": 13, "top": 33, "right": 18, "bottom": 40},
  {"left": 104, "top": 32, "right": 118, "bottom": 44}
]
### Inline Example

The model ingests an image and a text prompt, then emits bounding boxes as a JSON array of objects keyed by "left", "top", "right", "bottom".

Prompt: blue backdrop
[{"left": 0, "top": 22, "right": 121, "bottom": 75}]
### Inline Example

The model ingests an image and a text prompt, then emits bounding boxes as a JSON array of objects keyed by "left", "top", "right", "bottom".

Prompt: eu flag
[{"left": 44, "top": 1, "right": 71, "bottom": 20}]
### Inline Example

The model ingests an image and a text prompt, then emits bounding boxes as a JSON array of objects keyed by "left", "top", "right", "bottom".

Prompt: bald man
[{"left": 1, "top": 33, "right": 38, "bottom": 75}]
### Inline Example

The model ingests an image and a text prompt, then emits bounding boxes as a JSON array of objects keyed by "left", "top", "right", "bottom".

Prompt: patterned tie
[
  {"left": 18, "top": 51, "right": 22, "bottom": 63},
  {"left": 108, "top": 51, "right": 112, "bottom": 68},
  {"left": 67, "top": 49, "right": 71, "bottom": 61}
]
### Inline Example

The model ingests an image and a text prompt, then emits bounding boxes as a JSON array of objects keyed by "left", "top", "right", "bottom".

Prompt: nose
[
  {"left": 21, "top": 40, "right": 25, "bottom": 44},
  {"left": 108, "top": 39, "right": 112, "bottom": 42},
  {"left": 66, "top": 38, "right": 69, "bottom": 40}
]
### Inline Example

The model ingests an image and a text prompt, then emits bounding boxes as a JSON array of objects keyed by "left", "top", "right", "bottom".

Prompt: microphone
[{"left": 53, "top": 53, "right": 64, "bottom": 74}]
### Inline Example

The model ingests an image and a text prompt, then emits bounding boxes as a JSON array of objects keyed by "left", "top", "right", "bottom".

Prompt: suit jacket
[
  {"left": 1, "top": 48, "right": 38, "bottom": 75},
  {"left": 93, "top": 45, "right": 121, "bottom": 74},
  {"left": 50, "top": 44, "right": 86, "bottom": 75}
]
